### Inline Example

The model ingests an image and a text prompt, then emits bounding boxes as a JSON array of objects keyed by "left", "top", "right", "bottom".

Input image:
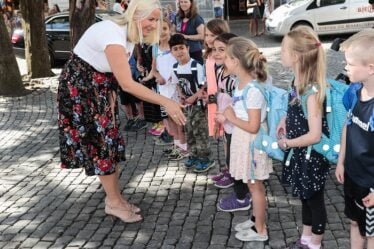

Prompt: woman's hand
[
  {"left": 276, "top": 116, "right": 286, "bottom": 139},
  {"left": 215, "top": 111, "right": 226, "bottom": 124},
  {"left": 155, "top": 76, "right": 166, "bottom": 85},
  {"left": 223, "top": 106, "right": 236, "bottom": 122},
  {"left": 164, "top": 99, "right": 186, "bottom": 126}
]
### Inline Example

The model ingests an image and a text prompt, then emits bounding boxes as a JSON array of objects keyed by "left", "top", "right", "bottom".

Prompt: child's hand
[
  {"left": 276, "top": 117, "right": 287, "bottom": 139},
  {"left": 362, "top": 192, "right": 374, "bottom": 208},
  {"left": 223, "top": 106, "right": 236, "bottom": 122},
  {"left": 277, "top": 137, "right": 288, "bottom": 151},
  {"left": 185, "top": 96, "right": 195, "bottom": 105},
  {"left": 335, "top": 163, "right": 345, "bottom": 184},
  {"left": 215, "top": 111, "right": 226, "bottom": 124}
]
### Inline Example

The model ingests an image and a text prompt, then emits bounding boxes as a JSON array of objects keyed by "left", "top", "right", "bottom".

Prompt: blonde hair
[
  {"left": 341, "top": 29, "right": 374, "bottom": 65},
  {"left": 285, "top": 26, "right": 326, "bottom": 110},
  {"left": 112, "top": 0, "right": 162, "bottom": 44},
  {"left": 226, "top": 37, "right": 267, "bottom": 82}
]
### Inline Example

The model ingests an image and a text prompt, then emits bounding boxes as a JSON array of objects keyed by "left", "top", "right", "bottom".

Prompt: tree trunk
[
  {"left": 0, "top": 10, "right": 25, "bottom": 96},
  {"left": 69, "top": 0, "right": 95, "bottom": 48},
  {"left": 20, "top": 0, "right": 54, "bottom": 79}
]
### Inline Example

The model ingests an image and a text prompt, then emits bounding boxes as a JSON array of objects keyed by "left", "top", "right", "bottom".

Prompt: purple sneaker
[
  {"left": 214, "top": 175, "right": 234, "bottom": 188},
  {"left": 217, "top": 193, "right": 251, "bottom": 212},
  {"left": 211, "top": 168, "right": 229, "bottom": 182}
]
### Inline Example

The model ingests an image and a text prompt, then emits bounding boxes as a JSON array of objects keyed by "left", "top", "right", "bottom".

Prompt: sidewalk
[{"left": 0, "top": 23, "right": 350, "bottom": 249}]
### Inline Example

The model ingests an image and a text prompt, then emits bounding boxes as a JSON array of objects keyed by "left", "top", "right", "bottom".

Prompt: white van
[{"left": 266, "top": 0, "right": 374, "bottom": 36}]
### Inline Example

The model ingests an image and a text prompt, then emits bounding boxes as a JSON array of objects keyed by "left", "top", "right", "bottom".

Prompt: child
[
  {"left": 277, "top": 26, "right": 329, "bottom": 249},
  {"left": 169, "top": 34, "right": 215, "bottom": 172},
  {"left": 213, "top": 33, "right": 251, "bottom": 213},
  {"left": 217, "top": 37, "right": 272, "bottom": 241},
  {"left": 152, "top": 18, "right": 188, "bottom": 160},
  {"left": 335, "top": 29, "right": 374, "bottom": 249}
]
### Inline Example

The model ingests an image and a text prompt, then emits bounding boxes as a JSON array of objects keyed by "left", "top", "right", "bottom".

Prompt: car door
[
  {"left": 313, "top": 0, "right": 349, "bottom": 34},
  {"left": 45, "top": 15, "right": 71, "bottom": 60},
  {"left": 347, "top": 0, "right": 374, "bottom": 32}
]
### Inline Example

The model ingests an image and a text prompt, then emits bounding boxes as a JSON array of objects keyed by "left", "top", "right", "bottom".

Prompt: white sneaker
[
  {"left": 235, "top": 229, "right": 268, "bottom": 242},
  {"left": 234, "top": 219, "right": 255, "bottom": 232}
]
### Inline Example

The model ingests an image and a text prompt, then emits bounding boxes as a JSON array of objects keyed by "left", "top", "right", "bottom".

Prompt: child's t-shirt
[
  {"left": 171, "top": 59, "right": 205, "bottom": 97},
  {"left": 232, "top": 84, "right": 267, "bottom": 122},
  {"left": 155, "top": 47, "right": 178, "bottom": 100},
  {"left": 345, "top": 88, "right": 374, "bottom": 189}
]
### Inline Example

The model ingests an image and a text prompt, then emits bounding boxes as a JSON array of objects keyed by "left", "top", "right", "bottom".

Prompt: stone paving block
[{"left": 20, "top": 238, "right": 40, "bottom": 248}]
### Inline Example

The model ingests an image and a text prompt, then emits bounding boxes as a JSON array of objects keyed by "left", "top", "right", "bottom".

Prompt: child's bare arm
[{"left": 335, "top": 125, "right": 347, "bottom": 184}]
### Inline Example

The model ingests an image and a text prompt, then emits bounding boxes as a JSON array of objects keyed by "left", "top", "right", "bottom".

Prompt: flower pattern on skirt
[{"left": 57, "top": 54, "right": 125, "bottom": 176}]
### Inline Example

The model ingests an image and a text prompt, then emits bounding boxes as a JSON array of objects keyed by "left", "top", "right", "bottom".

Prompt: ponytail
[{"left": 227, "top": 37, "right": 268, "bottom": 82}]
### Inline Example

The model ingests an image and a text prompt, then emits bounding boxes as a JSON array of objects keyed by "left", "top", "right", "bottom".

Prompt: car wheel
[{"left": 291, "top": 22, "right": 313, "bottom": 31}]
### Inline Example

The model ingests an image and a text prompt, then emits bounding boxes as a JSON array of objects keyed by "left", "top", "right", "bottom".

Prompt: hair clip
[{"left": 315, "top": 42, "right": 321, "bottom": 47}]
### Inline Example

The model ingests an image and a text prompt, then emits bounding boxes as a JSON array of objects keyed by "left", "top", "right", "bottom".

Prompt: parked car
[
  {"left": 11, "top": 10, "right": 120, "bottom": 66},
  {"left": 266, "top": 0, "right": 374, "bottom": 36}
]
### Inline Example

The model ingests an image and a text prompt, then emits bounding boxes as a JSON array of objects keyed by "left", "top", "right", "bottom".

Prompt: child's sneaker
[
  {"left": 184, "top": 157, "right": 199, "bottom": 169},
  {"left": 155, "top": 137, "right": 174, "bottom": 146},
  {"left": 235, "top": 229, "right": 268, "bottom": 242},
  {"left": 148, "top": 123, "right": 158, "bottom": 134},
  {"left": 193, "top": 158, "right": 215, "bottom": 173},
  {"left": 234, "top": 219, "right": 255, "bottom": 232},
  {"left": 163, "top": 146, "right": 176, "bottom": 155},
  {"left": 124, "top": 118, "right": 135, "bottom": 131},
  {"left": 214, "top": 175, "right": 234, "bottom": 188},
  {"left": 211, "top": 168, "right": 229, "bottom": 182},
  {"left": 217, "top": 193, "right": 251, "bottom": 212},
  {"left": 151, "top": 122, "right": 164, "bottom": 136},
  {"left": 169, "top": 149, "right": 189, "bottom": 161},
  {"left": 131, "top": 118, "right": 147, "bottom": 131}
]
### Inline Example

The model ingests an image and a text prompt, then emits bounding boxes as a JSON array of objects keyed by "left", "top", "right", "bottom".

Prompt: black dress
[{"left": 282, "top": 86, "right": 330, "bottom": 200}]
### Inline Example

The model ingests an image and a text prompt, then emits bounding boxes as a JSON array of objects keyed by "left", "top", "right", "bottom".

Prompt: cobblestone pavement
[{"left": 0, "top": 21, "right": 351, "bottom": 249}]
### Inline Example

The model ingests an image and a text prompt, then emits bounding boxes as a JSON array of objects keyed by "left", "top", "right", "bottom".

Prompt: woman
[
  {"left": 172, "top": 0, "right": 205, "bottom": 64},
  {"left": 57, "top": 0, "right": 185, "bottom": 223}
]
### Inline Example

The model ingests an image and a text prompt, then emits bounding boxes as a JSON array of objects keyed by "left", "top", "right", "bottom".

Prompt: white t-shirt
[
  {"left": 112, "top": 3, "right": 124, "bottom": 13},
  {"left": 73, "top": 20, "right": 134, "bottom": 73},
  {"left": 155, "top": 48, "right": 178, "bottom": 100},
  {"left": 232, "top": 84, "right": 267, "bottom": 122},
  {"left": 171, "top": 59, "right": 205, "bottom": 95}
]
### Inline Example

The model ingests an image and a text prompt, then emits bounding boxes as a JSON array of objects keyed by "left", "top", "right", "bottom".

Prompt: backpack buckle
[{"left": 208, "top": 94, "right": 217, "bottom": 104}]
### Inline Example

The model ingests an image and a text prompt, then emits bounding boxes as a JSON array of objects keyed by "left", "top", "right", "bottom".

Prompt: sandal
[
  {"left": 105, "top": 198, "right": 141, "bottom": 213},
  {"left": 105, "top": 204, "right": 142, "bottom": 223}
]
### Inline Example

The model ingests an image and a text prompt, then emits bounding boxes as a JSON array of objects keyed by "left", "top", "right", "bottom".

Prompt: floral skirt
[
  {"left": 229, "top": 126, "right": 273, "bottom": 182},
  {"left": 57, "top": 54, "right": 125, "bottom": 176}
]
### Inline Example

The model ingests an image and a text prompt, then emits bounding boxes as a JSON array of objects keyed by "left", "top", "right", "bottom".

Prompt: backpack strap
[
  {"left": 173, "top": 62, "right": 179, "bottom": 78},
  {"left": 190, "top": 60, "right": 199, "bottom": 94}
]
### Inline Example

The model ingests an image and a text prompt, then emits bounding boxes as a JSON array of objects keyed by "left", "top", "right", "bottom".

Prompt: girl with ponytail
[
  {"left": 217, "top": 37, "right": 273, "bottom": 242},
  {"left": 277, "top": 26, "right": 329, "bottom": 249}
]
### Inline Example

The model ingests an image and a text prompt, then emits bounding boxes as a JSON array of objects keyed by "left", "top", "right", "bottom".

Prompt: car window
[
  {"left": 46, "top": 16, "right": 70, "bottom": 30},
  {"left": 320, "top": 0, "right": 345, "bottom": 7}
]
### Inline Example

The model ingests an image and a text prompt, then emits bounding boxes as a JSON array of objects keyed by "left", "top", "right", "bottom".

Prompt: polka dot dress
[{"left": 281, "top": 86, "right": 330, "bottom": 200}]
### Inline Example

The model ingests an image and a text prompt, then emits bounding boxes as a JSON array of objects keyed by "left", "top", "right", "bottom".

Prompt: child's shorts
[{"left": 344, "top": 172, "right": 374, "bottom": 237}]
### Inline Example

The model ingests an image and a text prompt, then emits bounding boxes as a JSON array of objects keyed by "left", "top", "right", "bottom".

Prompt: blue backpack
[
  {"left": 238, "top": 79, "right": 288, "bottom": 162},
  {"left": 285, "top": 79, "right": 349, "bottom": 165}
]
